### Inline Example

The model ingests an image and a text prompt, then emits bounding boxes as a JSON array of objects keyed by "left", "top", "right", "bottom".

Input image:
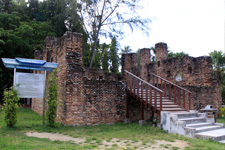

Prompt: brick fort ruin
[{"left": 32, "top": 31, "right": 222, "bottom": 126}]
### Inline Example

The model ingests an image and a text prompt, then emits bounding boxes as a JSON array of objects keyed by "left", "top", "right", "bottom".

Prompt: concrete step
[
  {"left": 186, "top": 122, "right": 213, "bottom": 128},
  {"left": 178, "top": 117, "right": 206, "bottom": 124},
  {"left": 152, "top": 105, "right": 180, "bottom": 108},
  {"left": 162, "top": 108, "right": 186, "bottom": 111},
  {"left": 195, "top": 128, "right": 225, "bottom": 141},
  {"left": 219, "top": 140, "right": 225, "bottom": 143},
  {"left": 195, "top": 125, "right": 223, "bottom": 133},
  {"left": 176, "top": 113, "right": 199, "bottom": 119}
]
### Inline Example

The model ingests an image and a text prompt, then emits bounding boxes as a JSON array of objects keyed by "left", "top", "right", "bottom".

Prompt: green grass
[
  {"left": 0, "top": 108, "right": 225, "bottom": 150},
  {"left": 218, "top": 116, "right": 225, "bottom": 125}
]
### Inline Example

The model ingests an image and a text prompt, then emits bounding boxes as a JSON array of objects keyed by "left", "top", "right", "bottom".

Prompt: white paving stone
[{"left": 195, "top": 129, "right": 225, "bottom": 137}]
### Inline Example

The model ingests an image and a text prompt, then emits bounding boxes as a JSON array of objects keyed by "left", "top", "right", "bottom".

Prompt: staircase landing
[{"left": 161, "top": 111, "right": 225, "bottom": 143}]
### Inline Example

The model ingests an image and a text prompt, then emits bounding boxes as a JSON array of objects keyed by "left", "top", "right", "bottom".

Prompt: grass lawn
[{"left": 0, "top": 108, "right": 225, "bottom": 150}]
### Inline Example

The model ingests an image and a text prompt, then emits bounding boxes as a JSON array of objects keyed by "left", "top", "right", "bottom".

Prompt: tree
[
  {"left": 3, "top": 87, "right": 20, "bottom": 127},
  {"left": 1, "top": 0, "right": 14, "bottom": 13},
  {"left": 209, "top": 50, "right": 225, "bottom": 104},
  {"left": 150, "top": 46, "right": 155, "bottom": 62},
  {"left": 109, "top": 37, "right": 119, "bottom": 73},
  {"left": 46, "top": 69, "right": 58, "bottom": 127},
  {"left": 121, "top": 46, "right": 132, "bottom": 54},
  {"left": 77, "top": 0, "right": 151, "bottom": 68},
  {"left": 101, "top": 43, "right": 110, "bottom": 71},
  {"left": 210, "top": 50, "right": 225, "bottom": 81},
  {"left": 168, "top": 50, "right": 188, "bottom": 59}
]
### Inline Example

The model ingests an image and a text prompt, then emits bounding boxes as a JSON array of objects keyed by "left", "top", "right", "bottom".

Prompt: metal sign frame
[{"left": 2, "top": 58, "right": 58, "bottom": 125}]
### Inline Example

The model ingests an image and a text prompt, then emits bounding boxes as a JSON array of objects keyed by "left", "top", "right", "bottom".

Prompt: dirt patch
[
  {"left": 26, "top": 132, "right": 85, "bottom": 144},
  {"left": 26, "top": 132, "right": 190, "bottom": 149}
]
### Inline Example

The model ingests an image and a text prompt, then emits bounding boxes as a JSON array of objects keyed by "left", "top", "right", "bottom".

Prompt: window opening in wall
[
  {"left": 51, "top": 57, "right": 53, "bottom": 62},
  {"left": 158, "top": 61, "right": 160, "bottom": 67},
  {"left": 175, "top": 72, "right": 183, "bottom": 81},
  {"left": 167, "top": 71, "right": 171, "bottom": 77},
  {"left": 188, "top": 67, "right": 192, "bottom": 74},
  {"left": 99, "top": 76, "right": 103, "bottom": 80}
]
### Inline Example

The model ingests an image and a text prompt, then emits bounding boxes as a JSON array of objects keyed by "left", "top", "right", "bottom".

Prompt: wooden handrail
[
  {"left": 125, "top": 70, "right": 163, "bottom": 93},
  {"left": 151, "top": 73, "right": 192, "bottom": 93},
  {"left": 151, "top": 72, "right": 191, "bottom": 110},
  {"left": 125, "top": 70, "right": 164, "bottom": 114}
]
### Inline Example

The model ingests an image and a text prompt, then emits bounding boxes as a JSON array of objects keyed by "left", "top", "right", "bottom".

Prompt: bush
[
  {"left": 220, "top": 107, "right": 225, "bottom": 117},
  {"left": 3, "top": 87, "right": 20, "bottom": 127},
  {"left": 46, "top": 69, "right": 58, "bottom": 127}
]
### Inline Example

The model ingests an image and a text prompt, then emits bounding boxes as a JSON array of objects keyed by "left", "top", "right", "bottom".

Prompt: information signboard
[{"left": 15, "top": 72, "right": 45, "bottom": 98}]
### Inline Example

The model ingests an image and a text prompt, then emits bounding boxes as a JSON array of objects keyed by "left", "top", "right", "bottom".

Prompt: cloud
[{"left": 119, "top": 0, "right": 224, "bottom": 57}]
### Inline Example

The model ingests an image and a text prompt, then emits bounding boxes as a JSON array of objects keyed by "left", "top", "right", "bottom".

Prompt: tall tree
[
  {"left": 167, "top": 50, "right": 188, "bottom": 59},
  {"left": 77, "top": 0, "right": 150, "bottom": 68},
  {"left": 209, "top": 50, "right": 225, "bottom": 104},
  {"left": 109, "top": 37, "right": 119, "bottom": 73},
  {"left": 150, "top": 46, "right": 155, "bottom": 62},
  {"left": 101, "top": 43, "right": 110, "bottom": 71},
  {"left": 1, "top": 0, "right": 13, "bottom": 13},
  {"left": 121, "top": 46, "right": 132, "bottom": 54}
]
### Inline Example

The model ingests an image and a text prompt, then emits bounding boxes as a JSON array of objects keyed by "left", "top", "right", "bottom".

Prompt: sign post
[
  {"left": 42, "top": 70, "right": 47, "bottom": 125},
  {"left": 2, "top": 58, "right": 58, "bottom": 125}
]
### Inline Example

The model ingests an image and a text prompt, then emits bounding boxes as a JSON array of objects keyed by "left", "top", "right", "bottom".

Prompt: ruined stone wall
[
  {"left": 32, "top": 31, "right": 126, "bottom": 125},
  {"left": 127, "top": 96, "right": 152, "bottom": 122},
  {"left": 122, "top": 42, "right": 222, "bottom": 110},
  {"left": 121, "top": 53, "right": 138, "bottom": 79}
]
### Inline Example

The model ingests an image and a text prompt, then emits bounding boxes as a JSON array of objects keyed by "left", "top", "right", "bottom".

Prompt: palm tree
[{"left": 121, "top": 46, "right": 132, "bottom": 54}]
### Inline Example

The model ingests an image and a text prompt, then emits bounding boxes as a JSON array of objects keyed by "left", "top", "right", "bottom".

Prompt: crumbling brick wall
[
  {"left": 122, "top": 42, "right": 222, "bottom": 110},
  {"left": 32, "top": 31, "right": 126, "bottom": 126}
]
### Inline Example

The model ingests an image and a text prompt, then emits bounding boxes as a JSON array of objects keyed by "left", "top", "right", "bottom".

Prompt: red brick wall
[
  {"left": 122, "top": 42, "right": 222, "bottom": 110},
  {"left": 32, "top": 31, "right": 126, "bottom": 125}
]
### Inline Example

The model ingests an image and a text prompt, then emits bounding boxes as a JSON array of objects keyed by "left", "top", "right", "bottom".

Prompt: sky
[{"left": 117, "top": 0, "right": 224, "bottom": 57}]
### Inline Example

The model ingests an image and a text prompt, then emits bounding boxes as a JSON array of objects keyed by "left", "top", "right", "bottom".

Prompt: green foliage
[
  {"left": 101, "top": 43, "right": 110, "bottom": 72},
  {"left": 121, "top": 46, "right": 132, "bottom": 54},
  {"left": 219, "top": 107, "right": 225, "bottom": 117},
  {"left": 109, "top": 37, "right": 119, "bottom": 73},
  {"left": 78, "top": 0, "right": 151, "bottom": 68},
  {"left": 1, "top": 108, "right": 225, "bottom": 150},
  {"left": 46, "top": 69, "right": 58, "bottom": 127},
  {"left": 168, "top": 50, "right": 188, "bottom": 59},
  {"left": 137, "top": 49, "right": 141, "bottom": 67},
  {"left": 209, "top": 50, "right": 225, "bottom": 104},
  {"left": 3, "top": 87, "right": 20, "bottom": 127}
]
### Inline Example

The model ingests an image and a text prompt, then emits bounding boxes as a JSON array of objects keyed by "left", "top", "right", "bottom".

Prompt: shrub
[
  {"left": 3, "top": 87, "right": 20, "bottom": 127},
  {"left": 220, "top": 107, "right": 225, "bottom": 117},
  {"left": 46, "top": 69, "right": 58, "bottom": 127}
]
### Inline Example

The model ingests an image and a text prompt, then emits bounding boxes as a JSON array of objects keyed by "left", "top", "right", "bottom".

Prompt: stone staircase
[
  {"left": 125, "top": 70, "right": 225, "bottom": 143},
  {"left": 161, "top": 111, "right": 225, "bottom": 143}
]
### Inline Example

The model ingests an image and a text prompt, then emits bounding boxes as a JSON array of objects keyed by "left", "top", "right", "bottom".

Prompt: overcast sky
[{"left": 118, "top": 0, "right": 224, "bottom": 57}]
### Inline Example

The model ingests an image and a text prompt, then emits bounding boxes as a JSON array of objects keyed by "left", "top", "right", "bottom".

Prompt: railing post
[
  {"left": 146, "top": 86, "right": 148, "bottom": 105},
  {"left": 150, "top": 87, "right": 152, "bottom": 107},
  {"left": 137, "top": 80, "right": 139, "bottom": 98},
  {"left": 154, "top": 89, "right": 157, "bottom": 112},
  {"left": 126, "top": 90, "right": 129, "bottom": 118},
  {"left": 189, "top": 93, "right": 191, "bottom": 110},
  {"left": 164, "top": 80, "right": 166, "bottom": 97},
  {"left": 134, "top": 78, "right": 137, "bottom": 96},
  {"left": 127, "top": 73, "right": 130, "bottom": 90},
  {"left": 160, "top": 92, "right": 162, "bottom": 111},
  {"left": 183, "top": 90, "right": 185, "bottom": 109},
  {"left": 132, "top": 76, "right": 135, "bottom": 94},
  {"left": 153, "top": 75, "right": 155, "bottom": 86},
  {"left": 160, "top": 79, "right": 163, "bottom": 90},
  {"left": 156, "top": 77, "right": 158, "bottom": 88},
  {"left": 174, "top": 86, "right": 176, "bottom": 104},
  {"left": 141, "top": 81, "right": 144, "bottom": 120},
  {"left": 169, "top": 83, "right": 171, "bottom": 100},
  {"left": 178, "top": 88, "right": 180, "bottom": 105}
]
